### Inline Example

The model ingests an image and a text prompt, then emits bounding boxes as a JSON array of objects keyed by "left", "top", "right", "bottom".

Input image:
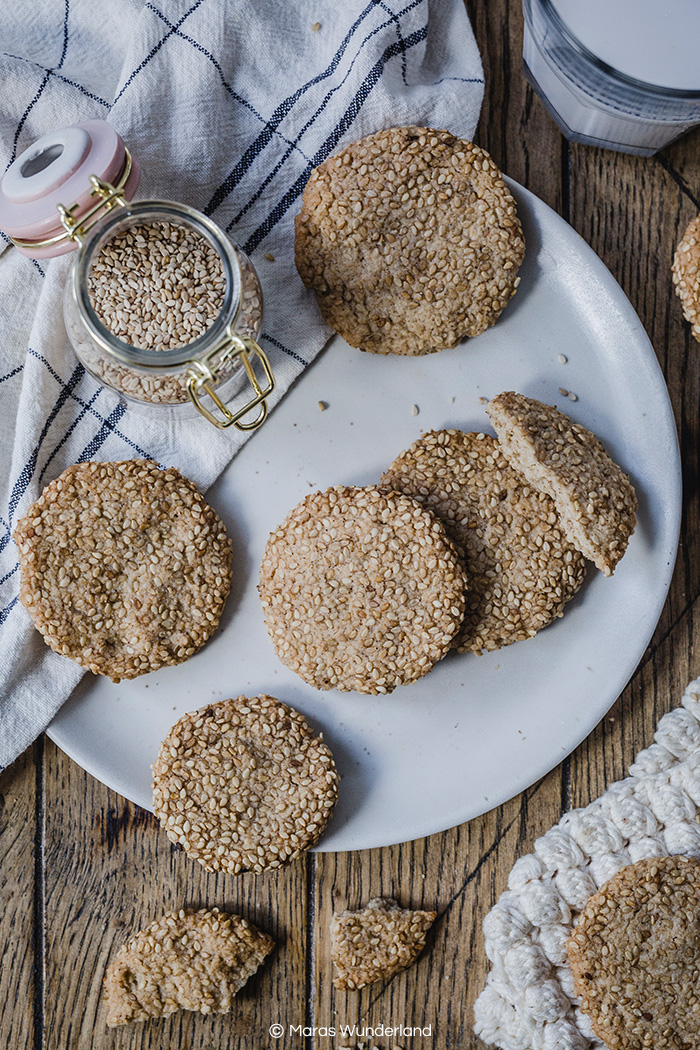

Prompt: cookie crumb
[
  {"left": 330, "top": 898, "right": 436, "bottom": 989},
  {"left": 478, "top": 396, "right": 489, "bottom": 404},
  {"left": 311, "top": 21, "right": 321, "bottom": 31},
  {"left": 318, "top": 400, "right": 327, "bottom": 411}
]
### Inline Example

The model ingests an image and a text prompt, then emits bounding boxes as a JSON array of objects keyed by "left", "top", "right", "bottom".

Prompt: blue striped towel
[{"left": 0, "top": 0, "right": 483, "bottom": 769}]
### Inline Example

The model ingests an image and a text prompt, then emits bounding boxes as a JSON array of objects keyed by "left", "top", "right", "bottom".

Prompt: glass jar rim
[
  {"left": 530, "top": 0, "right": 700, "bottom": 99},
  {"left": 73, "top": 199, "right": 242, "bottom": 371}
]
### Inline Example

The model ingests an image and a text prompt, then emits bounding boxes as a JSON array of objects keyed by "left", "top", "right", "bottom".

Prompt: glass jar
[
  {"left": 63, "top": 199, "right": 272, "bottom": 429},
  {"left": 0, "top": 120, "right": 274, "bottom": 429}
]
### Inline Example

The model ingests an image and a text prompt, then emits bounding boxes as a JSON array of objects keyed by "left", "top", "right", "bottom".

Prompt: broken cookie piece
[
  {"left": 487, "top": 391, "right": 637, "bottom": 575},
  {"left": 104, "top": 907, "right": 274, "bottom": 1025},
  {"left": 330, "top": 897, "right": 436, "bottom": 990}
]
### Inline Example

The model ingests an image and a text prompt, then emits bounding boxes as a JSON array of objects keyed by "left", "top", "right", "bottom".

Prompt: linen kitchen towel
[{"left": 0, "top": 0, "right": 484, "bottom": 767}]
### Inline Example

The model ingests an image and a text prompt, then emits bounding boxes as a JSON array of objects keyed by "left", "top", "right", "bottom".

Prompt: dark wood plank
[
  {"left": 0, "top": 745, "right": 38, "bottom": 1050},
  {"left": 42, "top": 740, "right": 307, "bottom": 1049}
]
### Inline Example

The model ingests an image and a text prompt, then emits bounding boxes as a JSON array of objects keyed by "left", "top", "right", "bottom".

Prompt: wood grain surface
[{"left": 2, "top": 2, "right": 699, "bottom": 1048}]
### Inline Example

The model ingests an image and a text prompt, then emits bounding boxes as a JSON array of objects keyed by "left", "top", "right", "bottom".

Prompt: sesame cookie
[
  {"left": 568, "top": 856, "right": 700, "bottom": 1050},
  {"left": 672, "top": 214, "right": 700, "bottom": 342},
  {"left": 330, "top": 897, "right": 436, "bottom": 990},
  {"left": 487, "top": 392, "right": 637, "bottom": 576},
  {"left": 258, "top": 485, "right": 467, "bottom": 693},
  {"left": 295, "top": 126, "right": 525, "bottom": 355},
  {"left": 104, "top": 907, "right": 274, "bottom": 1025},
  {"left": 381, "top": 430, "right": 586, "bottom": 653},
  {"left": 152, "top": 695, "right": 339, "bottom": 874},
  {"left": 13, "top": 460, "right": 232, "bottom": 681}
]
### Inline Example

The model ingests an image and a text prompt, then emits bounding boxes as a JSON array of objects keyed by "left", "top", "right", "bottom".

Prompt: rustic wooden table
[{"left": 2, "top": 2, "right": 699, "bottom": 1048}]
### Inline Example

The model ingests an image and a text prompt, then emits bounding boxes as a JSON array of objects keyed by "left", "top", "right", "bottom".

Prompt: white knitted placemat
[{"left": 473, "top": 675, "right": 700, "bottom": 1050}]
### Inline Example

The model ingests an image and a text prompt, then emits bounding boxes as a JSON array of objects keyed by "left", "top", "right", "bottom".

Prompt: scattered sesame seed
[
  {"left": 559, "top": 387, "right": 569, "bottom": 397},
  {"left": 558, "top": 353, "right": 568, "bottom": 364},
  {"left": 318, "top": 400, "right": 327, "bottom": 411},
  {"left": 311, "top": 21, "right": 321, "bottom": 30},
  {"left": 264, "top": 252, "right": 275, "bottom": 261},
  {"left": 411, "top": 404, "right": 419, "bottom": 415},
  {"left": 478, "top": 396, "right": 489, "bottom": 404},
  {"left": 568, "top": 391, "right": 578, "bottom": 402}
]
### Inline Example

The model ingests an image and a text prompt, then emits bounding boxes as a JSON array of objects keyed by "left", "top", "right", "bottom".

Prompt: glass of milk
[{"left": 522, "top": 0, "right": 700, "bottom": 155}]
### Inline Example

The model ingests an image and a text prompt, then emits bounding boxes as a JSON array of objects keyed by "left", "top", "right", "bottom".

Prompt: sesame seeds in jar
[{"left": 62, "top": 200, "right": 272, "bottom": 427}]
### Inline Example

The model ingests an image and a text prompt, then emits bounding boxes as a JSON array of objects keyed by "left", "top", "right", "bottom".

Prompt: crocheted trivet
[{"left": 473, "top": 675, "right": 700, "bottom": 1050}]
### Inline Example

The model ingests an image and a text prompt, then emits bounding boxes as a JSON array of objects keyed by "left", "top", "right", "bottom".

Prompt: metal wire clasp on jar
[
  {"left": 64, "top": 201, "right": 273, "bottom": 429},
  {"left": 0, "top": 120, "right": 274, "bottom": 430}
]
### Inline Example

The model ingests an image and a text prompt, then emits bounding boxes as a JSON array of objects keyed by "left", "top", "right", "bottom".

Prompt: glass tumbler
[{"left": 522, "top": 0, "right": 700, "bottom": 156}]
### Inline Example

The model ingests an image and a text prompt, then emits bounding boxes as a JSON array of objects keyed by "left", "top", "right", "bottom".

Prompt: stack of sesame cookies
[
  {"left": 295, "top": 126, "right": 525, "bottom": 355},
  {"left": 259, "top": 392, "right": 637, "bottom": 690}
]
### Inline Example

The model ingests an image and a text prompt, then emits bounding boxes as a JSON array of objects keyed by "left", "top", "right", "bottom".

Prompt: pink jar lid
[{"left": 0, "top": 120, "right": 141, "bottom": 258}]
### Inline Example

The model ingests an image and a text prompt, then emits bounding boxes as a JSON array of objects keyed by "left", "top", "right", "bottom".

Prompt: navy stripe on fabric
[
  {"left": 0, "top": 365, "right": 24, "bottom": 385},
  {"left": 26, "top": 350, "right": 153, "bottom": 459},
  {"left": 205, "top": 0, "right": 383, "bottom": 216},
  {"left": 0, "top": 565, "right": 18, "bottom": 588},
  {"left": 378, "top": 0, "right": 408, "bottom": 84},
  {"left": 1, "top": 53, "right": 111, "bottom": 107},
  {"left": 0, "top": 231, "right": 46, "bottom": 279},
  {"left": 58, "top": 0, "right": 70, "bottom": 69},
  {"left": 261, "top": 333, "right": 307, "bottom": 367},
  {"left": 77, "top": 402, "right": 127, "bottom": 462},
  {"left": 5, "top": 361, "right": 85, "bottom": 529},
  {"left": 38, "top": 387, "right": 102, "bottom": 483},
  {"left": 9, "top": 70, "right": 51, "bottom": 165},
  {"left": 0, "top": 596, "right": 18, "bottom": 627},
  {"left": 145, "top": 4, "right": 312, "bottom": 165},
  {"left": 243, "top": 25, "right": 428, "bottom": 254},
  {"left": 224, "top": 0, "right": 426, "bottom": 232},
  {"left": 112, "top": 0, "right": 204, "bottom": 105}
]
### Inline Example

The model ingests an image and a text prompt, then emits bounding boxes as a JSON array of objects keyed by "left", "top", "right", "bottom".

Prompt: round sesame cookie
[
  {"left": 152, "top": 695, "right": 340, "bottom": 874},
  {"left": 258, "top": 485, "right": 466, "bottom": 693},
  {"left": 487, "top": 391, "right": 638, "bottom": 576},
  {"left": 568, "top": 856, "right": 700, "bottom": 1050},
  {"left": 381, "top": 430, "right": 586, "bottom": 653},
  {"left": 294, "top": 126, "right": 525, "bottom": 355},
  {"left": 672, "top": 213, "right": 700, "bottom": 342},
  {"left": 12, "top": 459, "right": 232, "bottom": 681}
]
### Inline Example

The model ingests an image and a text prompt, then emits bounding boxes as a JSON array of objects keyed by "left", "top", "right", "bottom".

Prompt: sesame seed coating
[
  {"left": 12, "top": 460, "right": 232, "bottom": 681},
  {"left": 258, "top": 485, "right": 467, "bottom": 693},
  {"left": 381, "top": 430, "right": 586, "bottom": 653},
  {"left": 104, "top": 906, "right": 274, "bottom": 1026},
  {"left": 88, "top": 221, "right": 225, "bottom": 352},
  {"left": 568, "top": 856, "right": 700, "bottom": 1050},
  {"left": 487, "top": 392, "right": 637, "bottom": 576},
  {"left": 330, "top": 897, "right": 436, "bottom": 990},
  {"left": 294, "top": 126, "right": 525, "bottom": 355},
  {"left": 152, "top": 695, "right": 340, "bottom": 874},
  {"left": 672, "top": 214, "right": 700, "bottom": 342}
]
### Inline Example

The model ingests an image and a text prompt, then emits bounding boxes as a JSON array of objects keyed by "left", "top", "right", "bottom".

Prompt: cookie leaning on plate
[
  {"left": 568, "top": 856, "right": 700, "bottom": 1050},
  {"left": 258, "top": 485, "right": 467, "bottom": 693},
  {"left": 487, "top": 392, "right": 637, "bottom": 576},
  {"left": 104, "top": 907, "right": 274, "bottom": 1025},
  {"left": 295, "top": 126, "right": 525, "bottom": 355},
  {"left": 13, "top": 460, "right": 232, "bottom": 681},
  {"left": 381, "top": 430, "right": 586, "bottom": 652},
  {"left": 152, "top": 695, "right": 339, "bottom": 874}
]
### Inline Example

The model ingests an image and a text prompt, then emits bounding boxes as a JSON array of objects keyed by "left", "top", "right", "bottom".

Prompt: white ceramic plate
[{"left": 48, "top": 182, "right": 681, "bottom": 851}]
